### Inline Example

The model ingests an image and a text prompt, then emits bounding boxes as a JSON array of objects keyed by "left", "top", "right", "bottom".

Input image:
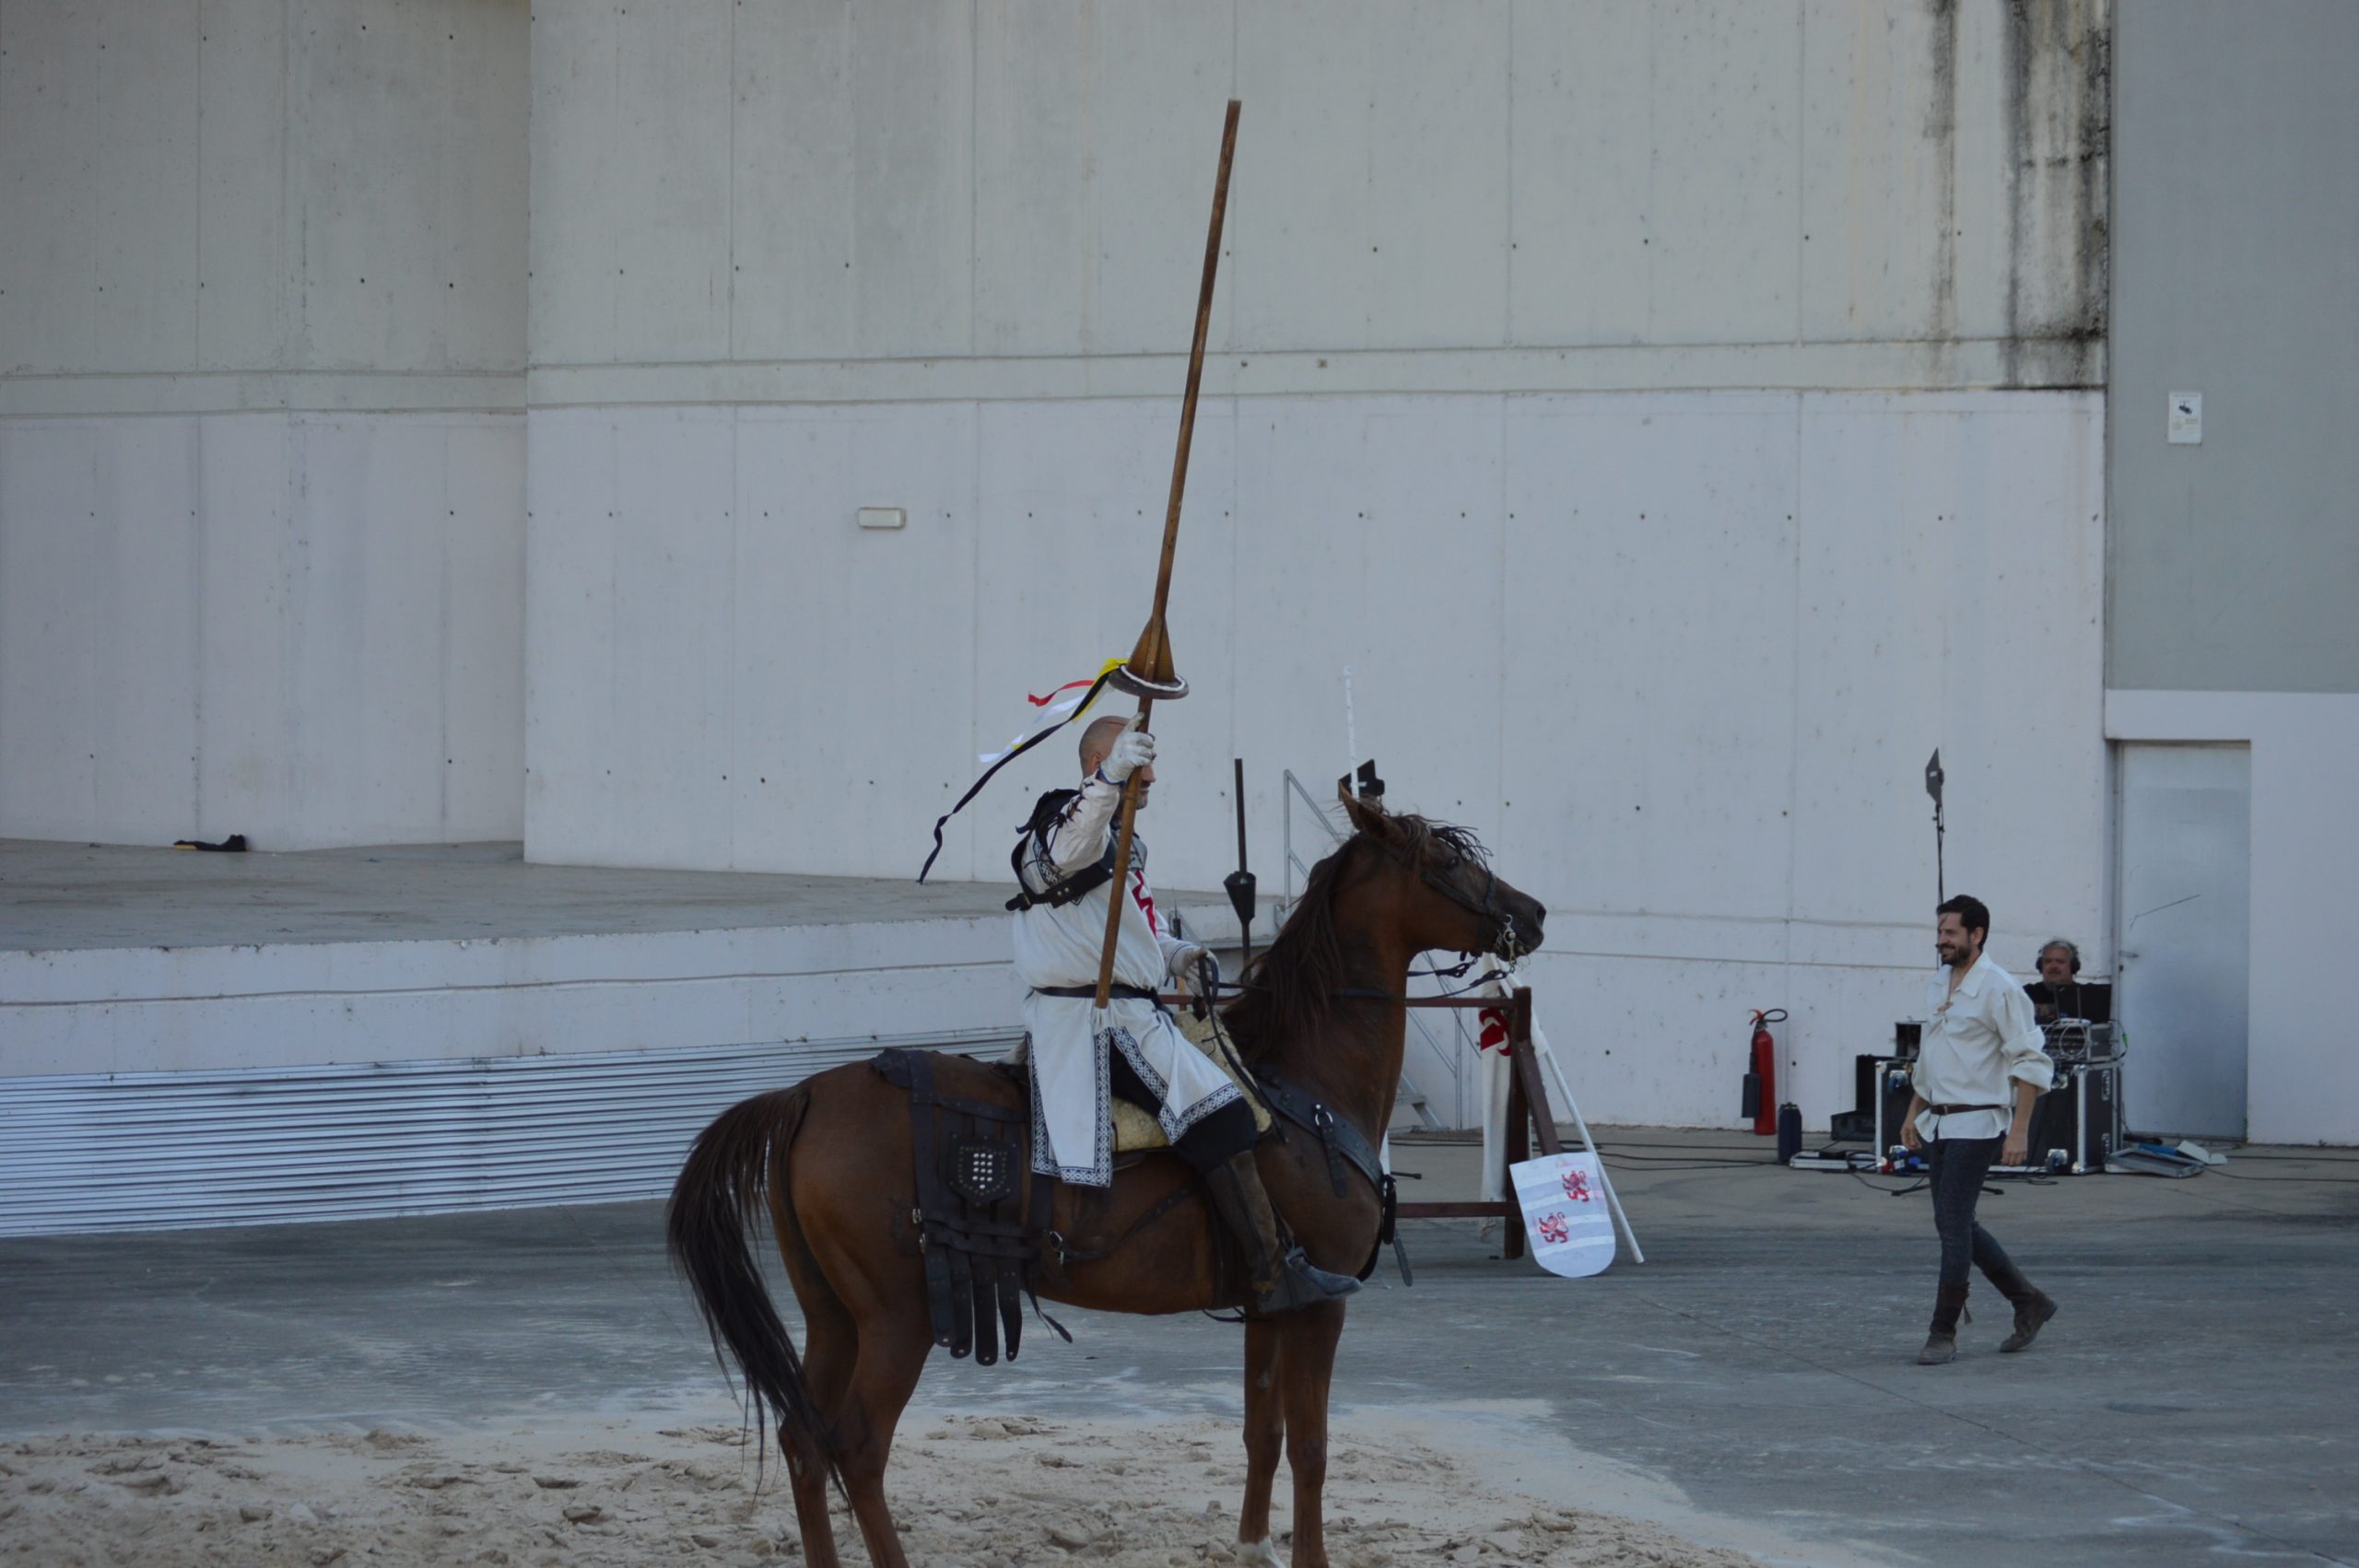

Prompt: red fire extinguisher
[{"left": 1742, "top": 1009, "right": 1789, "bottom": 1135}]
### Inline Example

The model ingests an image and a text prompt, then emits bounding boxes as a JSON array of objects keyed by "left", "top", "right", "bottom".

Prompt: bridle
[{"left": 1406, "top": 841, "right": 1527, "bottom": 965}]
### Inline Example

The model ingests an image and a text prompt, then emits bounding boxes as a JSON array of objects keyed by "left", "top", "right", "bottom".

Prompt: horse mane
[{"left": 1222, "top": 812, "right": 1488, "bottom": 1060}]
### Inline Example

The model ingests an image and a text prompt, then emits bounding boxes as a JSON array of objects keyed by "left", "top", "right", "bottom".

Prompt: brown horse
[{"left": 666, "top": 792, "right": 1545, "bottom": 1567}]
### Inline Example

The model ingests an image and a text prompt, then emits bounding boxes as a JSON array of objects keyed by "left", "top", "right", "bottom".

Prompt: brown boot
[
  {"left": 1203, "top": 1152, "right": 1361, "bottom": 1314},
  {"left": 1917, "top": 1283, "right": 1971, "bottom": 1365},
  {"left": 1982, "top": 1258, "right": 2057, "bottom": 1352},
  {"left": 1999, "top": 1288, "right": 2058, "bottom": 1352}
]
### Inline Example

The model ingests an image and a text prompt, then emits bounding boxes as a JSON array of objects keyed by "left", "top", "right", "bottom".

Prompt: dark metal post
[{"left": 1224, "top": 756, "right": 1257, "bottom": 968}]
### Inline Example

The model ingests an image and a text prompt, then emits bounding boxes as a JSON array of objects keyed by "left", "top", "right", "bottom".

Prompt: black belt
[
  {"left": 1031, "top": 983, "right": 1160, "bottom": 1002},
  {"left": 1926, "top": 1102, "right": 2008, "bottom": 1115}
]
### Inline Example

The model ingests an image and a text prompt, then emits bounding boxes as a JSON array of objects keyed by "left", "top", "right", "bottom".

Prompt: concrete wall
[
  {"left": 526, "top": 389, "right": 2105, "bottom": 1128},
  {"left": 2108, "top": 0, "right": 2359, "bottom": 696},
  {"left": 1, "top": 0, "right": 2134, "bottom": 1131},
  {"left": 0, "top": 913, "right": 1006, "bottom": 1078},
  {"left": 520, "top": 2, "right": 2112, "bottom": 1127},
  {"left": 0, "top": 414, "right": 522, "bottom": 846},
  {"left": 0, "top": 0, "right": 529, "bottom": 848},
  {"left": 528, "top": 0, "right": 2107, "bottom": 396},
  {"left": 2104, "top": 1, "right": 2359, "bottom": 1144}
]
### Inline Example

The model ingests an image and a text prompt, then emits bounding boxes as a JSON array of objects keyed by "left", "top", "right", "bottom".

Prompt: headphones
[{"left": 2038, "top": 939, "right": 2082, "bottom": 976}]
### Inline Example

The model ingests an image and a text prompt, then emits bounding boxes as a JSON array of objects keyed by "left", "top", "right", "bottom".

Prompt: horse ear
[{"left": 1339, "top": 789, "right": 1391, "bottom": 839}]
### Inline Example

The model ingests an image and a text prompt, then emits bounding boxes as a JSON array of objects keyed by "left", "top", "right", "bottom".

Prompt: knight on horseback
[{"left": 1012, "top": 712, "right": 1361, "bottom": 1313}]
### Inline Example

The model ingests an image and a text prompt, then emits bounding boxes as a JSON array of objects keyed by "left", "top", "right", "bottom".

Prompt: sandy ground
[{"left": 0, "top": 1410, "right": 1765, "bottom": 1568}]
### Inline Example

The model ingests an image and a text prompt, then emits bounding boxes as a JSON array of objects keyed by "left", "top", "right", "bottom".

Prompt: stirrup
[{"left": 1252, "top": 1246, "right": 1362, "bottom": 1313}]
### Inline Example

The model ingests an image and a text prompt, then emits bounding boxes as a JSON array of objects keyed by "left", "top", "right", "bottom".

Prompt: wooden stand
[{"left": 1390, "top": 986, "right": 1561, "bottom": 1259}]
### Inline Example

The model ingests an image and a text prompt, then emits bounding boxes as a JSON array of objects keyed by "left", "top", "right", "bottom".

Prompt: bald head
[
  {"left": 1078, "top": 713, "right": 1154, "bottom": 807},
  {"left": 1078, "top": 715, "right": 1132, "bottom": 775}
]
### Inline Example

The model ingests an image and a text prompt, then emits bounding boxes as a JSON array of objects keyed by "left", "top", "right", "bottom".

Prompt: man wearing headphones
[{"left": 2024, "top": 939, "right": 2108, "bottom": 1024}]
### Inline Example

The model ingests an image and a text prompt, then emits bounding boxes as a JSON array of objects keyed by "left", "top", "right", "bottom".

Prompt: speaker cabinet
[{"left": 2022, "top": 1063, "right": 2120, "bottom": 1175}]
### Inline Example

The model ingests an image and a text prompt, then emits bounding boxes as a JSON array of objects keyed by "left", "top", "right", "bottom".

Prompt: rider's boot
[{"left": 1203, "top": 1151, "right": 1361, "bottom": 1313}]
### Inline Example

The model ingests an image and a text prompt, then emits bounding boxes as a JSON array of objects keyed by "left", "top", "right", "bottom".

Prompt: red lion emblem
[
  {"left": 1561, "top": 1168, "right": 1592, "bottom": 1204},
  {"left": 1534, "top": 1211, "right": 1570, "bottom": 1246}
]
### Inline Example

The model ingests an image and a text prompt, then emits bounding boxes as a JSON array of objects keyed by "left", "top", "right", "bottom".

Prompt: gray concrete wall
[
  {"left": 2102, "top": 3, "right": 2359, "bottom": 1142},
  {"left": 2107, "top": 0, "right": 2359, "bottom": 696},
  {"left": 522, "top": 1, "right": 2117, "bottom": 1130},
  {"left": 528, "top": 0, "right": 2111, "bottom": 403},
  {"left": 0, "top": 0, "right": 528, "bottom": 409},
  {"left": 0, "top": 0, "right": 529, "bottom": 848}
]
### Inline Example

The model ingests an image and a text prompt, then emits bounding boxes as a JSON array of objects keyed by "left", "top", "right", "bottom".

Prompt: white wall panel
[
  {"left": 1646, "top": 3, "right": 1805, "bottom": 345},
  {"left": 609, "top": 1, "right": 734, "bottom": 365},
  {"left": 290, "top": 0, "right": 528, "bottom": 372},
  {"left": 1799, "top": 0, "right": 1954, "bottom": 344},
  {"left": 0, "top": 2, "right": 106, "bottom": 373},
  {"left": 729, "top": 0, "right": 859, "bottom": 362},
  {"left": 91, "top": 419, "right": 203, "bottom": 828},
  {"left": 522, "top": 389, "right": 2100, "bottom": 1129},
  {"left": 0, "top": 413, "right": 524, "bottom": 848},
  {"left": 1233, "top": 1, "right": 1510, "bottom": 353},
  {"left": 1792, "top": 395, "right": 2105, "bottom": 942},
  {"left": 522, "top": 412, "right": 619, "bottom": 859},
  {"left": 1502, "top": 395, "right": 1800, "bottom": 919},
  {"left": 1507, "top": 3, "right": 1654, "bottom": 347},
  {"left": 608, "top": 411, "right": 735, "bottom": 865},
  {"left": 525, "top": 0, "right": 623, "bottom": 370},
  {"left": 736, "top": 404, "right": 980, "bottom": 877},
  {"left": 520, "top": 0, "right": 2099, "bottom": 386},
  {"left": 3, "top": 0, "right": 526, "bottom": 387},
  {"left": 194, "top": 0, "right": 292, "bottom": 369},
  {"left": 285, "top": 419, "right": 446, "bottom": 841},
  {"left": 843, "top": 0, "right": 975, "bottom": 358},
  {"left": 86, "top": 1, "right": 202, "bottom": 372},
  {"left": 195, "top": 415, "right": 295, "bottom": 832},
  {"left": 1065, "top": 1, "right": 1235, "bottom": 358},
  {"left": 442, "top": 423, "right": 529, "bottom": 835},
  {"left": 0, "top": 425, "right": 103, "bottom": 837},
  {"left": 973, "top": 2, "right": 1093, "bottom": 359},
  {"left": 1232, "top": 396, "right": 1501, "bottom": 845}
]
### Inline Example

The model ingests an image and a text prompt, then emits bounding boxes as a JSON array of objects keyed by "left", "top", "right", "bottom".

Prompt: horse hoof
[{"left": 1238, "top": 1539, "right": 1284, "bottom": 1567}]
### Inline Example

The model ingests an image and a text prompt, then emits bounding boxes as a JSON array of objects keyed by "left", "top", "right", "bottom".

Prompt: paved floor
[{"left": 4, "top": 1129, "right": 2353, "bottom": 1567}]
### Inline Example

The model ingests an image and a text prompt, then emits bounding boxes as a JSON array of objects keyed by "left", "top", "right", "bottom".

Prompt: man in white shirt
[
  {"left": 1899, "top": 895, "right": 2060, "bottom": 1364},
  {"left": 1011, "top": 714, "right": 1360, "bottom": 1314}
]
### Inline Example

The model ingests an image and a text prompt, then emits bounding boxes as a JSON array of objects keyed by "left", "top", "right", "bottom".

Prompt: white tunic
[
  {"left": 1015, "top": 773, "right": 1242, "bottom": 1186},
  {"left": 1913, "top": 954, "right": 2056, "bottom": 1142}
]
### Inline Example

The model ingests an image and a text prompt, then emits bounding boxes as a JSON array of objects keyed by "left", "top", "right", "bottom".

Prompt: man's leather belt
[
  {"left": 1030, "top": 983, "right": 1160, "bottom": 1001},
  {"left": 1926, "top": 1102, "right": 2008, "bottom": 1115}
]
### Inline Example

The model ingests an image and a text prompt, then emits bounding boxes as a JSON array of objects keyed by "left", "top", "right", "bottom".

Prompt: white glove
[
  {"left": 1099, "top": 724, "right": 1157, "bottom": 782},
  {"left": 1173, "top": 943, "right": 1221, "bottom": 1019}
]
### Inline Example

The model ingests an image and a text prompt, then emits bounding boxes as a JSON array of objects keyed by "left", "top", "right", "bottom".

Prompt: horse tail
[{"left": 666, "top": 1085, "right": 834, "bottom": 1480}]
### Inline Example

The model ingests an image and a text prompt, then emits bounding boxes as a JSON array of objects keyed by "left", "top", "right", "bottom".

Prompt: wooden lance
[{"left": 1092, "top": 99, "right": 1240, "bottom": 1010}]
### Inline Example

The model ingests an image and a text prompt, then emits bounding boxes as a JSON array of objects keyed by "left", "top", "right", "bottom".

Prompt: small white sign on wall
[{"left": 2167, "top": 392, "right": 2203, "bottom": 445}]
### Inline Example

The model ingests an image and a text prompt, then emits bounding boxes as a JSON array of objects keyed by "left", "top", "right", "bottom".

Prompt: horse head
[{"left": 1336, "top": 791, "right": 1545, "bottom": 964}]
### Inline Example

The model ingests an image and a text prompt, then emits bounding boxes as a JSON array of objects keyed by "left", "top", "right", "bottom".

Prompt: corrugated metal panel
[{"left": 0, "top": 1032, "right": 1020, "bottom": 1236}]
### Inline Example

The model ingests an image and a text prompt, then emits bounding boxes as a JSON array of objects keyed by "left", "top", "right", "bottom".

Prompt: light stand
[{"left": 1925, "top": 748, "right": 1946, "bottom": 904}]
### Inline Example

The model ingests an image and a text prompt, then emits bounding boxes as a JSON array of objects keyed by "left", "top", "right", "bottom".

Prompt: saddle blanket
[{"left": 1011, "top": 1010, "right": 1272, "bottom": 1157}]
